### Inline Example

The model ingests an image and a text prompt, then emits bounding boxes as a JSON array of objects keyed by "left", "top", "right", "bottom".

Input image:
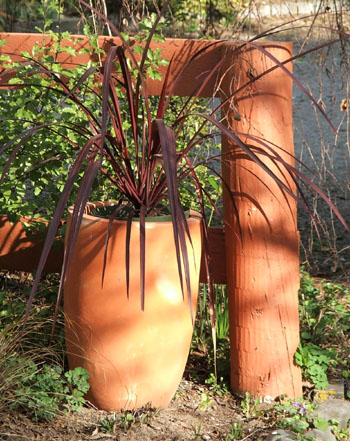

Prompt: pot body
[{"left": 64, "top": 202, "right": 202, "bottom": 411}]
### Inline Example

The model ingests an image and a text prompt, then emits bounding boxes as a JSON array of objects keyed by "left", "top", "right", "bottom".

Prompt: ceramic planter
[{"left": 64, "top": 202, "right": 202, "bottom": 410}]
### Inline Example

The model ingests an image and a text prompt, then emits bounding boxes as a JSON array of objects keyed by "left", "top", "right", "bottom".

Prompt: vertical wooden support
[{"left": 220, "top": 42, "right": 303, "bottom": 398}]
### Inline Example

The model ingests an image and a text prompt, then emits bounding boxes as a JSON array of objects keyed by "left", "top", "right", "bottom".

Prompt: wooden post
[{"left": 220, "top": 42, "right": 302, "bottom": 398}]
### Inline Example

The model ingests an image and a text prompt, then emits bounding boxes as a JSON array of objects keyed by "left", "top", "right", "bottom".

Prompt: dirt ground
[{"left": 0, "top": 374, "right": 278, "bottom": 441}]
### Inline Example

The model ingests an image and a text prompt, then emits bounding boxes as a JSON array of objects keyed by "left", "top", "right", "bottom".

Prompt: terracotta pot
[
  {"left": 64, "top": 202, "right": 202, "bottom": 411},
  {"left": 0, "top": 215, "right": 63, "bottom": 273}
]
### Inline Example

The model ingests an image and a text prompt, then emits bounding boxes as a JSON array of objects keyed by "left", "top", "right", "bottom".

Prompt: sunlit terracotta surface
[{"left": 64, "top": 203, "right": 202, "bottom": 410}]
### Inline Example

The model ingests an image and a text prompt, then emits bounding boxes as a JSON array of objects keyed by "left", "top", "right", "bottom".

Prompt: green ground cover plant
[
  {"left": 0, "top": 314, "right": 89, "bottom": 421},
  {"left": 0, "top": 273, "right": 90, "bottom": 422}
]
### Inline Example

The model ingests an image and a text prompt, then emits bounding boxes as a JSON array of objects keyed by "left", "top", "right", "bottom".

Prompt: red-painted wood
[{"left": 220, "top": 42, "right": 302, "bottom": 398}]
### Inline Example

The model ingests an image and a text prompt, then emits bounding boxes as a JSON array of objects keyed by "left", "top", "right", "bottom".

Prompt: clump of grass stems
[
  {"left": 0, "top": 308, "right": 80, "bottom": 421},
  {"left": 0, "top": 315, "right": 54, "bottom": 403}
]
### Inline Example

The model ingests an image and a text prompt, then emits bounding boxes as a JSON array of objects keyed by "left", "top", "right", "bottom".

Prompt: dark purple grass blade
[
  {"left": 136, "top": 0, "right": 171, "bottom": 92},
  {"left": 78, "top": 0, "right": 152, "bottom": 133},
  {"left": 0, "top": 124, "right": 46, "bottom": 184},
  {"left": 153, "top": 120, "right": 184, "bottom": 294},
  {"left": 139, "top": 205, "right": 146, "bottom": 310},
  {"left": 246, "top": 41, "right": 338, "bottom": 134},
  {"left": 154, "top": 119, "right": 196, "bottom": 320},
  {"left": 162, "top": 40, "right": 223, "bottom": 111},
  {"left": 126, "top": 211, "right": 133, "bottom": 300},
  {"left": 101, "top": 46, "right": 119, "bottom": 133},
  {"left": 197, "top": 113, "right": 301, "bottom": 202},
  {"left": 239, "top": 131, "right": 350, "bottom": 232},
  {"left": 53, "top": 151, "right": 102, "bottom": 334},
  {"left": 116, "top": 46, "right": 139, "bottom": 159},
  {"left": 156, "top": 56, "right": 174, "bottom": 119},
  {"left": 101, "top": 203, "right": 124, "bottom": 287},
  {"left": 58, "top": 66, "right": 98, "bottom": 106},
  {"left": 23, "top": 135, "right": 102, "bottom": 330},
  {"left": 209, "top": 38, "right": 343, "bottom": 139}
]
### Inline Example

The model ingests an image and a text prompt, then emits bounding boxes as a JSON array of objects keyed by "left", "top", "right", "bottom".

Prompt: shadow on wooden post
[{"left": 220, "top": 42, "right": 302, "bottom": 398}]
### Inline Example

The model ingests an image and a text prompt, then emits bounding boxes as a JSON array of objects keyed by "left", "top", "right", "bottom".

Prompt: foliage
[
  {"left": 0, "top": 18, "right": 219, "bottom": 230},
  {"left": 0, "top": 0, "right": 61, "bottom": 32},
  {"left": 272, "top": 399, "right": 328, "bottom": 434},
  {"left": 342, "top": 370, "right": 350, "bottom": 399},
  {"left": 1, "top": 0, "right": 349, "bottom": 360},
  {"left": 10, "top": 361, "right": 89, "bottom": 420},
  {"left": 0, "top": 29, "right": 108, "bottom": 230},
  {"left": 168, "top": 0, "right": 248, "bottom": 36},
  {"left": 297, "top": 270, "right": 350, "bottom": 388},
  {"left": 192, "top": 284, "right": 231, "bottom": 380},
  {"left": 295, "top": 343, "right": 336, "bottom": 390},
  {"left": 0, "top": 275, "right": 87, "bottom": 421},
  {"left": 194, "top": 284, "right": 230, "bottom": 347},
  {"left": 299, "top": 270, "right": 350, "bottom": 345},
  {"left": 0, "top": 306, "right": 89, "bottom": 421}
]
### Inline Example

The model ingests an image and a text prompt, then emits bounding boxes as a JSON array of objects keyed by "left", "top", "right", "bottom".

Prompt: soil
[{"left": 0, "top": 377, "right": 276, "bottom": 441}]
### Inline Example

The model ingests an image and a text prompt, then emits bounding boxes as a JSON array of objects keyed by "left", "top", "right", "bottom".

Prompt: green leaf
[{"left": 313, "top": 416, "right": 329, "bottom": 431}]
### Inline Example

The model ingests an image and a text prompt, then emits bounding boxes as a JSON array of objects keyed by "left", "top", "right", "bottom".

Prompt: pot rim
[{"left": 67, "top": 202, "right": 202, "bottom": 225}]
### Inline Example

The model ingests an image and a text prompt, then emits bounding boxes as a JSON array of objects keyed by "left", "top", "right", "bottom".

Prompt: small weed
[
  {"left": 240, "top": 392, "right": 261, "bottom": 419},
  {"left": 64, "top": 366, "right": 90, "bottom": 412},
  {"left": 0, "top": 309, "right": 89, "bottom": 421},
  {"left": 10, "top": 361, "right": 90, "bottom": 421},
  {"left": 198, "top": 392, "right": 213, "bottom": 410},
  {"left": 174, "top": 387, "right": 186, "bottom": 399},
  {"left": 119, "top": 411, "right": 136, "bottom": 430},
  {"left": 99, "top": 414, "right": 118, "bottom": 433},
  {"left": 333, "top": 425, "right": 350, "bottom": 441},
  {"left": 103, "top": 404, "right": 158, "bottom": 432},
  {"left": 192, "top": 422, "right": 202, "bottom": 439},
  {"left": 225, "top": 420, "right": 244, "bottom": 440},
  {"left": 272, "top": 398, "right": 332, "bottom": 435},
  {"left": 273, "top": 400, "right": 312, "bottom": 433},
  {"left": 205, "top": 373, "right": 229, "bottom": 396}
]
